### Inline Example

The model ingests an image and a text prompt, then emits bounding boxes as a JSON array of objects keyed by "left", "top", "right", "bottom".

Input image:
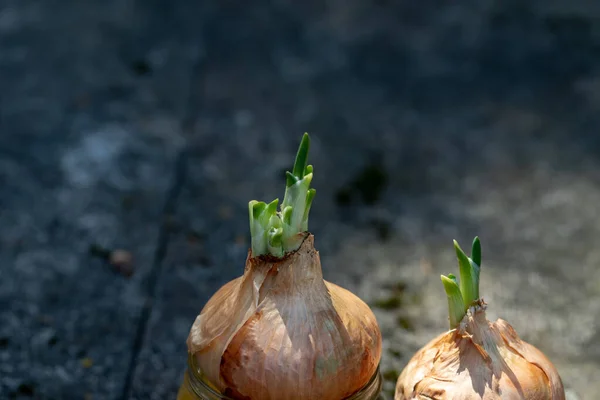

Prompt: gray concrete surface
[{"left": 1, "top": 1, "right": 599, "bottom": 399}]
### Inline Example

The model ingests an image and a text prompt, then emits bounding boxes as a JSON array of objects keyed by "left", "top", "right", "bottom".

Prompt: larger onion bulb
[
  {"left": 186, "top": 134, "right": 382, "bottom": 400},
  {"left": 395, "top": 238, "right": 565, "bottom": 400}
]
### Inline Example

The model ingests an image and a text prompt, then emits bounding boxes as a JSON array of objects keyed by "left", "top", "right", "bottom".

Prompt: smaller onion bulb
[
  {"left": 186, "top": 134, "right": 382, "bottom": 400},
  {"left": 395, "top": 237, "right": 565, "bottom": 400}
]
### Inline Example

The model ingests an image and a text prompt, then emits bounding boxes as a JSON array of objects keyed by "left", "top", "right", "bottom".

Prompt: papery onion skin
[
  {"left": 187, "top": 235, "right": 382, "bottom": 400},
  {"left": 394, "top": 305, "right": 565, "bottom": 400}
]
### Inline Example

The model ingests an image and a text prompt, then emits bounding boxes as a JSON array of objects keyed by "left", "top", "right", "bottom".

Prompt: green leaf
[
  {"left": 291, "top": 133, "right": 310, "bottom": 180},
  {"left": 248, "top": 201, "right": 256, "bottom": 230},
  {"left": 268, "top": 213, "right": 282, "bottom": 229},
  {"left": 301, "top": 188, "right": 316, "bottom": 231},
  {"left": 282, "top": 206, "right": 293, "bottom": 226},
  {"left": 268, "top": 227, "right": 284, "bottom": 254},
  {"left": 251, "top": 201, "right": 267, "bottom": 220},
  {"left": 441, "top": 275, "right": 466, "bottom": 329},
  {"left": 304, "top": 164, "right": 313, "bottom": 176},
  {"left": 471, "top": 236, "right": 481, "bottom": 267},
  {"left": 286, "top": 171, "right": 299, "bottom": 187},
  {"left": 266, "top": 198, "right": 279, "bottom": 216},
  {"left": 454, "top": 240, "right": 479, "bottom": 307}
]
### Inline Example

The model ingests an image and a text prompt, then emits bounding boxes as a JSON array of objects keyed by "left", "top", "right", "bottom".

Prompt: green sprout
[
  {"left": 440, "top": 237, "right": 482, "bottom": 329},
  {"left": 248, "top": 133, "right": 316, "bottom": 257}
]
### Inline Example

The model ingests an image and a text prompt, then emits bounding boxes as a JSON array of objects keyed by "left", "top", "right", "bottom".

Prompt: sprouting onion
[
  {"left": 395, "top": 237, "right": 565, "bottom": 400},
  {"left": 184, "top": 133, "right": 383, "bottom": 400},
  {"left": 248, "top": 133, "right": 316, "bottom": 258}
]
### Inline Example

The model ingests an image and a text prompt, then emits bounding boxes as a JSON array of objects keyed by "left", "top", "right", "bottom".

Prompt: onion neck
[
  {"left": 457, "top": 300, "right": 488, "bottom": 337},
  {"left": 248, "top": 133, "right": 316, "bottom": 258},
  {"left": 248, "top": 234, "right": 324, "bottom": 297},
  {"left": 441, "top": 237, "right": 482, "bottom": 330},
  {"left": 455, "top": 301, "right": 507, "bottom": 376}
]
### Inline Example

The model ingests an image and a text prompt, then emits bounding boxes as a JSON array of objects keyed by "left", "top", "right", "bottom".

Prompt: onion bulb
[
  {"left": 395, "top": 237, "right": 565, "bottom": 400},
  {"left": 186, "top": 133, "right": 382, "bottom": 400}
]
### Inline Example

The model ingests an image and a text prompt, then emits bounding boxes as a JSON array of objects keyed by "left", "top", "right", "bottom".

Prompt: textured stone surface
[
  {"left": 0, "top": 0, "right": 188, "bottom": 398},
  {"left": 2, "top": 1, "right": 600, "bottom": 399}
]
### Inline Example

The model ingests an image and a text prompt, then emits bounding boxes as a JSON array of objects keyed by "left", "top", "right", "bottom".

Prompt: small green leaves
[
  {"left": 454, "top": 240, "right": 479, "bottom": 308},
  {"left": 249, "top": 133, "right": 317, "bottom": 257},
  {"left": 442, "top": 237, "right": 483, "bottom": 329},
  {"left": 249, "top": 199, "right": 280, "bottom": 256},
  {"left": 441, "top": 274, "right": 466, "bottom": 330},
  {"left": 266, "top": 198, "right": 279, "bottom": 215},
  {"left": 282, "top": 206, "right": 293, "bottom": 226},
  {"left": 251, "top": 200, "right": 266, "bottom": 220},
  {"left": 267, "top": 227, "right": 284, "bottom": 257},
  {"left": 302, "top": 188, "right": 316, "bottom": 232},
  {"left": 286, "top": 171, "right": 299, "bottom": 187},
  {"left": 472, "top": 236, "right": 481, "bottom": 268},
  {"left": 291, "top": 133, "right": 310, "bottom": 183}
]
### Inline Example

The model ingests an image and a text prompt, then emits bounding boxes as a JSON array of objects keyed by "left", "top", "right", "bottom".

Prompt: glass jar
[{"left": 177, "top": 353, "right": 383, "bottom": 400}]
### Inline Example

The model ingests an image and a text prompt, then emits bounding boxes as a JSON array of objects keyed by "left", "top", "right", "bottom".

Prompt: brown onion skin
[
  {"left": 188, "top": 235, "right": 382, "bottom": 400},
  {"left": 395, "top": 306, "right": 565, "bottom": 400}
]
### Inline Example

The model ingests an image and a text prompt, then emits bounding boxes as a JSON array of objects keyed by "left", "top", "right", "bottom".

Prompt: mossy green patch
[
  {"left": 382, "top": 369, "right": 400, "bottom": 382},
  {"left": 388, "top": 348, "right": 402, "bottom": 358},
  {"left": 372, "top": 280, "right": 407, "bottom": 310},
  {"left": 396, "top": 316, "right": 414, "bottom": 331},
  {"left": 372, "top": 295, "right": 402, "bottom": 310}
]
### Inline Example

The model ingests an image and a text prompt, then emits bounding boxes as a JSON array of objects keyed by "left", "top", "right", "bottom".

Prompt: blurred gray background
[{"left": 1, "top": 1, "right": 599, "bottom": 399}]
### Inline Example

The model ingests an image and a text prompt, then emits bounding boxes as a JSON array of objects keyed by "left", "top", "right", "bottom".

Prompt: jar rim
[
  {"left": 187, "top": 353, "right": 235, "bottom": 399},
  {"left": 186, "top": 353, "right": 382, "bottom": 400}
]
